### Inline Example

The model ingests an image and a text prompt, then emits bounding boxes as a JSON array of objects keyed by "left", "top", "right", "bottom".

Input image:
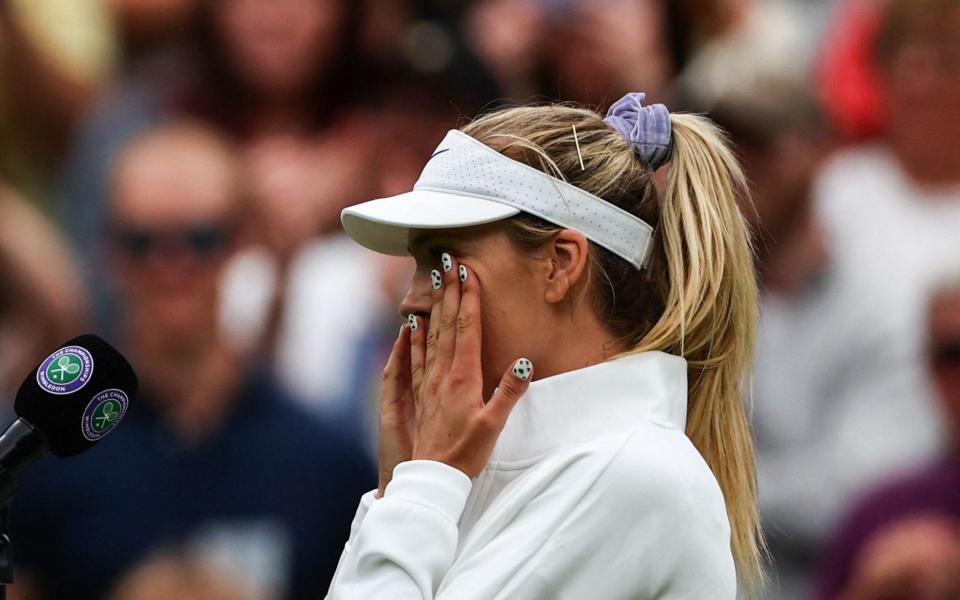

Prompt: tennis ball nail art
[{"left": 512, "top": 358, "right": 533, "bottom": 380}]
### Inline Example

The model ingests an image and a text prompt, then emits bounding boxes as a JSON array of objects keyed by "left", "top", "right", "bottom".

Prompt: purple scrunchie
[{"left": 603, "top": 92, "right": 673, "bottom": 170}]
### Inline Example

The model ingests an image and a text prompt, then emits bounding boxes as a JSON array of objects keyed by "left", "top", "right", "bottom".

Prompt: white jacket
[{"left": 326, "top": 352, "right": 735, "bottom": 599}]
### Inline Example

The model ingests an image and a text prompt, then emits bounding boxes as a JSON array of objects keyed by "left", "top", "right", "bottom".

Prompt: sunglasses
[
  {"left": 931, "top": 339, "right": 960, "bottom": 370},
  {"left": 111, "top": 223, "right": 233, "bottom": 261}
]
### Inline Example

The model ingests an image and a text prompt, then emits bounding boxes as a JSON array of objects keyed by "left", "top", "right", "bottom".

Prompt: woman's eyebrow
[
  {"left": 407, "top": 233, "right": 434, "bottom": 254},
  {"left": 408, "top": 233, "right": 455, "bottom": 254}
]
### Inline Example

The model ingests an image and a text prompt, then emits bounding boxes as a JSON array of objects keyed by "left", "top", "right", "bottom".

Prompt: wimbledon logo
[
  {"left": 36, "top": 346, "right": 94, "bottom": 395},
  {"left": 82, "top": 389, "right": 129, "bottom": 441}
]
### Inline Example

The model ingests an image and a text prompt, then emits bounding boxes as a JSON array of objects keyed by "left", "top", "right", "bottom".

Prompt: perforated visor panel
[{"left": 341, "top": 130, "right": 653, "bottom": 268}]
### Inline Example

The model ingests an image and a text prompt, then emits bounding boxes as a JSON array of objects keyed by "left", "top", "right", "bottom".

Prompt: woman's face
[{"left": 401, "top": 224, "right": 546, "bottom": 399}]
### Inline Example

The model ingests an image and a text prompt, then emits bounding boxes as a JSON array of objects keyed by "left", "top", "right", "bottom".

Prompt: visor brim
[{"left": 341, "top": 190, "right": 521, "bottom": 255}]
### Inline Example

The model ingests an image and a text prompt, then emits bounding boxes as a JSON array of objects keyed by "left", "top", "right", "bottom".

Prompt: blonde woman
[{"left": 327, "top": 93, "right": 762, "bottom": 598}]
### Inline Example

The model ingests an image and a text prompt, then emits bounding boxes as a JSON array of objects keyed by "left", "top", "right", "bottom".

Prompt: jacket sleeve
[{"left": 325, "top": 460, "right": 473, "bottom": 599}]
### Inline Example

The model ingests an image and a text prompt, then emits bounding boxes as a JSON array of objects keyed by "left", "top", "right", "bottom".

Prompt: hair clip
[{"left": 572, "top": 124, "right": 585, "bottom": 171}]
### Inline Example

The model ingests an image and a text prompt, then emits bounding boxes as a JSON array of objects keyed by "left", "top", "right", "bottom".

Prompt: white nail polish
[
  {"left": 441, "top": 253, "right": 453, "bottom": 272},
  {"left": 408, "top": 314, "right": 418, "bottom": 331},
  {"left": 459, "top": 265, "right": 468, "bottom": 282},
  {"left": 431, "top": 269, "right": 442, "bottom": 289},
  {"left": 512, "top": 358, "right": 533, "bottom": 380}
]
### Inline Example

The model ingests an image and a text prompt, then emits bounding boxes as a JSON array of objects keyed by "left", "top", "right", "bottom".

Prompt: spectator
[
  {"left": 9, "top": 122, "right": 375, "bottom": 600},
  {"left": 817, "top": 267, "right": 960, "bottom": 599}
]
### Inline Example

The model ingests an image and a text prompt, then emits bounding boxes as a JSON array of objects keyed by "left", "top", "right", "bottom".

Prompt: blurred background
[{"left": 1, "top": 0, "right": 959, "bottom": 598}]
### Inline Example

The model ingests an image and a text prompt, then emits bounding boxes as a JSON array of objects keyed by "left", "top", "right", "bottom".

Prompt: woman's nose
[{"left": 398, "top": 269, "right": 433, "bottom": 318}]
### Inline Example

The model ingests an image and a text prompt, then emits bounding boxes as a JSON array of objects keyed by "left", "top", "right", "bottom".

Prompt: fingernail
[
  {"left": 441, "top": 253, "right": 453, "bottom": 272},
  {"left": 459, "top": 264, "right": 468, "bottom": 282},
  {"left": 512, "top": 358, "right": 533, "bottom": 380},
  {"left": 431, "top": 269, "right": 442, "bottom": 289},
  {"left": 399, "top": 322, "right": 405, "bottom": 336},
  {"left": 408, "top": 314, "right": 419, "bottom": 331}
]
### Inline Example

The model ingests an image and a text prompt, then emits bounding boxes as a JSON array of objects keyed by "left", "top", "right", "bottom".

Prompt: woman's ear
[{"left": 543, "top": 229, "right": 590, "bottom": 304}]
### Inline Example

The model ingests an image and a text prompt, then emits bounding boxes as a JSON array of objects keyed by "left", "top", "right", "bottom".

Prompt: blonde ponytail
[
  {"left": 463, "top": 105, "right": 763, "bottom": 591},
  {"left": 632, "top": 113, "right": 763, "bottom": 590}
]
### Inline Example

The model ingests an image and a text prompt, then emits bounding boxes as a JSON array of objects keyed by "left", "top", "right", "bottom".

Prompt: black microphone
[{"left": 0, "top": 334, "right": 138, "bottom": 498}]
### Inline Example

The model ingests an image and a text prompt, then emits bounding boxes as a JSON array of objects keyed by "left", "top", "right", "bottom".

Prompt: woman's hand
[
  {"left": 377, "top": 325, "right": 416, "bottom": 496},
  {"left": 407, "top": 255, "right": 533, "bottom": 478}
]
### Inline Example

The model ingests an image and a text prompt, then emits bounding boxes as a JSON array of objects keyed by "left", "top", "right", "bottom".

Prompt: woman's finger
[
  {"left": 483, "top": 358, "right": 533, "bottom": 428},
  {"left": 452, "top": 264, "right": 482, "bottom": 379},
  {"left": 424, "top": 261, "right": 447, "bottom": 376},
  {"left": 408, "top": 314, "right": 426, "bottom": 401},
  {"left": 382, "top": 322, "right": 411, "bottom": 393},
  {"left": 434, "top": 253, "right": 461, "bottom": 374},
  {"left": 378, "top": 323, "right": 415, "bottom": 495}
]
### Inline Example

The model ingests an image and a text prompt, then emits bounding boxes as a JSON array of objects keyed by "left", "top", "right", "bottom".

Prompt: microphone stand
[
  {"left": 0, "top": 420, "right": 49, "bottom": 599},
  {"left": 0, "top": 502, "right": 11, "bottom": 600}
]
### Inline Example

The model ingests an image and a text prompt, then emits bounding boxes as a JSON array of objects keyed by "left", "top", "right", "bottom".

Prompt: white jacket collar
[{"left": 490, "top": 351, "right": 688, "bottom": 464}]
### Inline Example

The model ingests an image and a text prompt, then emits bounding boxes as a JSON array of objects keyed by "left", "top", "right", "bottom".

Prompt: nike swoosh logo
[{"left": 429, "top": 148, "right": 450, "bottom": 159}]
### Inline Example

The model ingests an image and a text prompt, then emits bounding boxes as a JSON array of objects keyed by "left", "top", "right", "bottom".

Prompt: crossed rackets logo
[
  {"left": 49, "top": 355, "right": 81, "bottom": 383},
  {"left": 82, "top": 389, "right": 128, "bottom": 441},
  {"left": 92, "top": 401, "right": 120, "bottom": 432}
]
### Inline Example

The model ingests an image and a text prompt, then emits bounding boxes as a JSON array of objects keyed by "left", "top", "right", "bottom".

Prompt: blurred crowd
[{"left": 0, "top": 0, "right": 959, "bottom": 598}]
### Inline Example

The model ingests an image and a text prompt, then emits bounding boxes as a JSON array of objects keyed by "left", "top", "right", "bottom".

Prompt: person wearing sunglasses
[
  {"left": 111, "top": 221, "right": 234, "bottom": 263},
  {"left": 818, "top": 269, "right": 960, "bottom": 600},
  {"left": 10, "top": 121, "right": 374, "bottom": 600},
  {"left": 325, "top": 92, "right": 762, "bottom": 598}
]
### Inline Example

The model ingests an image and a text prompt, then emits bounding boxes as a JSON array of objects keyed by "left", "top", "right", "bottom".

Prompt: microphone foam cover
[{"left": 15, "top": 334, "right": 138, "bottom": 457}]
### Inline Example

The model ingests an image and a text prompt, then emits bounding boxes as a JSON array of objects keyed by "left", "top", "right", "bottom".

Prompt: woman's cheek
[{"left": 479, "top": 305, "right": 505, "bottom": 397}]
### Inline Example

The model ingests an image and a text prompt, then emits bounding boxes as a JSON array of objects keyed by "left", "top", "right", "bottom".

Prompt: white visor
[{"left": 341, "top": 130, "right": 654, "bottom": 269}]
